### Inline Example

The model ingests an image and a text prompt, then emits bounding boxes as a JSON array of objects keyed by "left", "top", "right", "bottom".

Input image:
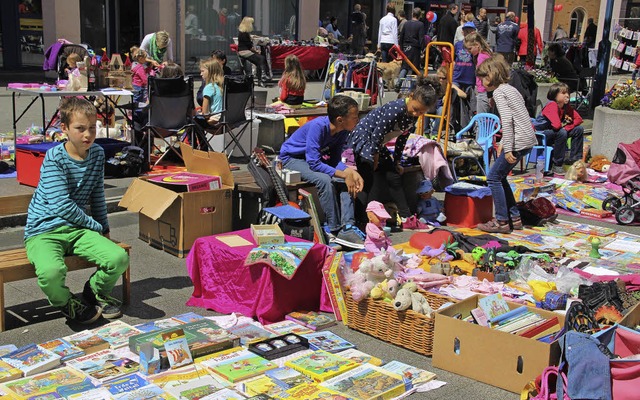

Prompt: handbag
[
  {"left": 530, "top": 366, "right": 570, "bottom": 400},
  {"left": 593, "top": 325, "right": 640, "bottom": 400}
]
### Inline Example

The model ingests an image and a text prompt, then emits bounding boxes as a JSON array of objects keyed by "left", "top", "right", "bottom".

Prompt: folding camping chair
[{"left": 140, "top": 76, "right": 201, "bottom": 167}]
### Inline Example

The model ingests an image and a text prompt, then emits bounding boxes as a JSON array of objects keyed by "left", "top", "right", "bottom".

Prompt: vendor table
[
  {"left": 186, "top": 228, "right": 332, "bottom": 324},
  {"left": 269, "top": 45, "right": 331, "bottom": 71}
]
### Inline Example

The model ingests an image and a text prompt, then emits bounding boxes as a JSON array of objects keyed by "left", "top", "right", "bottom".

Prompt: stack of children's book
[{"left": 0, "top": 311, "right": 437, "bottom": 399}]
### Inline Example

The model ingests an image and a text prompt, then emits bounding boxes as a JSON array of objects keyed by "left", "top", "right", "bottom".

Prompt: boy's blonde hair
[
  {"left": 475, "top": 54, "right": 510, "bottom": 87},
  {"left": 155, "top": 31, "right": 170, "bottom": 48},
  {"left": 239, "top": 17, "right": 254, "bottom": 33},
  {"left": 200, "top": 59, "right": 224, "bottom": 88},
  {"left": 283, "top": 55, "right": 306, "bottom": 92},
  {"left": 66, "top": 53, "right": 82, "bottom": 66},
  {"left": 59, "top": 97, "right": 96, "bottom": 126}
]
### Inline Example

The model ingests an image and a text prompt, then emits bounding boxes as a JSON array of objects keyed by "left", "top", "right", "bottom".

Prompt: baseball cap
[
  {"left": 365, "top": 201, "right": 392, "bottom": 219},
  {"left": 462, "top": 22, "right": 477, "bottom": 30},
  {"left": 416, "top": 180, "right": 434, "bottom": 194}
]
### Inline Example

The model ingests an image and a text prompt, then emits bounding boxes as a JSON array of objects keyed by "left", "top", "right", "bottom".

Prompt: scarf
[{"left": 149, "top": 33, "right": 167, "bottom": 63}]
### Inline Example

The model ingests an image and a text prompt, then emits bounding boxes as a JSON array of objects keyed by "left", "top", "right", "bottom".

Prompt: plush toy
[
  {"left": 416, "top": 180, "right": 446, "bottom": 225},
  {"left": 565, "top": 160, "right": 588, "bottom": 182},
  {"left": 347, "top": 251, "right": 395, "bottom": 302},
  {"left": 589, "top": 155, "right": 611, "bottom": 173},
  {"left": 365, "top": 201, "right": 393, "bottom": 254},
  {"left": 393, "top": 282, "right": 433, "bottom": 316},
  {"left": 370, "top": 279, "right": 399, "bottom": 301}
]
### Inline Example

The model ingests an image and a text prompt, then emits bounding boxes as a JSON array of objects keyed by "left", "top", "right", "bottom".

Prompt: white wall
[{"left": 43, "top": 0, "right": 81, "bottom": 47}]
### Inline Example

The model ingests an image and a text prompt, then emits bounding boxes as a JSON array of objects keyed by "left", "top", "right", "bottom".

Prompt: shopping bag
[{"left": 593, "top": 325, "right": 640, "bottom": 400}]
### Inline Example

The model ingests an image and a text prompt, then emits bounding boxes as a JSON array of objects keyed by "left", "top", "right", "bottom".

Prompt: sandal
[
  {"left": 511, "top": 216, "right": 524, "bottom": 230},
  {"left": 476, "top": 219, "right": 511, "bottom": 234}
]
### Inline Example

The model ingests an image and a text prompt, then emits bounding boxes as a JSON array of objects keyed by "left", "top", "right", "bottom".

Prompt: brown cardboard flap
[
  {"left": 118, "top": 178, "right": 180, "bottom": 220},
  {"left": 179, "top": 143, "right": 234, "bottom": 187}
]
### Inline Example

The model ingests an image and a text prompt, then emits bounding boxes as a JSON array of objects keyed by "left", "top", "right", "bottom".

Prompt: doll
[
  {"left": 416, "top": 180, "right": 446, "bottom": 225},
  {"left": 365, "top": 201, "right": 393, "bottom": 254},
  {"left": 565, "top": 160, "right": 588, "bottom": 182}
]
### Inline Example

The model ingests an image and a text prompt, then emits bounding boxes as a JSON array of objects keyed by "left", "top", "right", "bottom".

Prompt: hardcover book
[
  {"left": 284, "top": 311, "right": 336, "bottom": 331},
  {"left": 302, "top": 331, "right": 355, "bottom": 353},
  {"left": 135, "top": 318, "right": 183, "bottom": 333},
  {"left": 112, "top": 383, "right": 170, "bottom": 399},
  {"left": 275, "top": 383, "right": 345, "bottom": 399},
  {"left": 381, "top": 360, "right": 436, "bottom": 387},
  {"left": 67, "top": 387, "right": 115, "bottom": 399},
  {"left": 39, "top": 338, "right": 85, "bottom": 362},
  {"left": 334, "top": 349, "right": 383, "bottom": 366},
  {"left": 321, "top": 249, "right": 343, "bottom": 322},
  {"left": 263, "top": 320, "right": 313, "bottom": 336},
  {"left": 200, "top": 387, "right": 247, "bottom": 399},
  {"left": 0, "top": 360, "right": 21, "bottom": 384},
  {"left": 0, "top": 345, "right": 17, "bottom": 357},
  {"left": 162, "top": 328, "right": 194, "bottom": 369},
  {"left": 63, "top": 330, "right": 111, "bottom": 354},
  {"left": 172, "top": 312, "right": 205, "bottom": 324},
  {"left": 319, "top": 364, "right": 405, "bottom": 399},
  {"left": 104, "top": 373, "right": 166, "bottom": 399},
  {"left": 65, "top": 349, "right": 140, "bottom": 383},
  {"left": 284, "top": 350, "right": 358, "bottom": 382},
  {"left": 0, "top": 343, "right": 61, "bottom": 376},
  {"left": 199, "top": 347, "right": 277, "bottom": 383},
  {"left": 228, "top": 323, "right": 275, "bottom": 345},
  {"left": 264, "top": 366, "right": 313, "bottom": 388},
  {"left": 239, "top": 375, "right": 289, "bottom": 397},
  {"left": 150, "top": 364, "right": 229, "bottom": 399},
  {"left": 0, "top": 366, "right": 91, "bottom": 398},
  {"left": 478, "top": 294, "right": 511, "bottom": 321},
  {"left": 92, "top": 321, "right": 143, "bottom": 349}
]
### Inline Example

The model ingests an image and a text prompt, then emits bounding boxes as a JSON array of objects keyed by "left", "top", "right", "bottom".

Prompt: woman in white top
[{"left": 140, "top": 30, "right": 173, "bottom": 67}]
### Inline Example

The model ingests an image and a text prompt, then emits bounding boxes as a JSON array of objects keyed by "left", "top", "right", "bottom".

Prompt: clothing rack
[{"left": 321, "top": 53, "right": 380, "bottom": 105}]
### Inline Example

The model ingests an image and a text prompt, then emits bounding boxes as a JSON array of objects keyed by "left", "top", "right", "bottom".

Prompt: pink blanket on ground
[{"left": 186, "top": 229, "right": 333, "bottom": 324}]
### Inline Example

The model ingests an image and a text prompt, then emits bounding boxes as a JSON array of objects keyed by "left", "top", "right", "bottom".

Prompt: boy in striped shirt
[{"left": 24, "top": 97, "right": 129, "bottom": 324}]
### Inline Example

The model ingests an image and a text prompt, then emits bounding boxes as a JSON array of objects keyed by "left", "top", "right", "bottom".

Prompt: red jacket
[
  {"left": 517, "top": 24, "right": 543, "bottom": 57},
  {"left": 278, "top": 76, "right": 305, "bottom": 102},
  {"left": 541, "top": 101, "right": 583, "bottom": 132}
]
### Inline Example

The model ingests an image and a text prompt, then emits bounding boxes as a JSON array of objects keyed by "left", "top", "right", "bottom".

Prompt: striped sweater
[
  {"left": 493, "top": 83, "right": 537, "bottom": 153},
  {"left": 24, "top": 143, "right": 109, "bottom": 240}
]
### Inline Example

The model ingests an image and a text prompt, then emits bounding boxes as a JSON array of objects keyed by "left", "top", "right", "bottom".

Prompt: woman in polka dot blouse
[{"left": 346, "top": 75, "right": 443, "bottom": 222}]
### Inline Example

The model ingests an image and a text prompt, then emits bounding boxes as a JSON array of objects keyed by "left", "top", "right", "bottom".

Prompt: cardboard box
[
  {"left": 119, "top": 143, "right": 234, "bottom": 257},
  {"left": 433, "top": 295, "right": 564, "bottom": 393},
  {"left": 278, "top": 169, "right": 301, "bottom": 184},
  {"left": 620, "top": 301, "right": 640, "bottom": 328},
  {"left": 251, "top": 224, "right": 285, "bottom": 245},
  {"left": 148, "top": 172, "right": 222, "bottom": 192}
]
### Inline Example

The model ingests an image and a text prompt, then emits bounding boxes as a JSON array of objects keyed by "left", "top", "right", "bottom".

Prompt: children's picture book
[
  {"left": 284, "top": 350, "right": 358, "bottom": 382},
  {"left": 0, "top": 359, "right": 21, "bottom": 383},
  {"left": 276, "top": 382, "right": 346, "bottom": 399},
  {"left": 67, "top": 387, "right": 115, "bottom": 399},
  {"left": 0, "top": 343, "right": 61, "bottom": 376},
  {"left": 572, "top": 223, "right": 617, "bottom": 237},
  {"left": 334, "top": 349, "right": 383, "bottom": 366},
  {"left": 103, "top": 373, "right": 156, "bottom": 398},
  {"left": 111, "top": 383, "right": 170, "bottom": 400},
  {"left": 381, "top": 360, "right": 436, "bottom": 387},
  {"left": 245, "top": 395, "right": 274, "bottom": 400},
  {"left": 172, "top": 312, "right": 205, "bottom": 324},
  {"left": 264, "top": 366, "right": 313, "bottom": 388},
  {"left": 200, "top": 387, "right": 248, "bottom": 399},
  {"left": 0, "top": 366, "right": 91, "bottom": 398},
  {"left": 478, "top": 294, "right": 511, "bottom": 321},
  {"left": 239, "top": 374, "right": 289, "bottom": 397},
  {"left": 150, "top": 363, "right": 229, "bottom": 399},
  {"left": 65, "top": 349, "right": 140, "bottom": 383},
  {"left": 39, "top": 338, "right": 85, "bottom": 362},
  {"left": 245, "top": 243, "right": 314, "bottom": 279},
  {"left": 319, "top": 364, "right": 405, "bottom": 400},
  {"left": 228, "top": 323, "right": 275, "bottom": 345},
  {"left": 284, "top": 311, "right": 336, "bottom": 331},
  {"left": 200, "top": 347, "right": 277, "bottom": 383},
  {"left": 64, "top": 330, "right": 111, "bottom": 354},
  {"left": 302, "top": 331, "right": 356, "bottom": 353},
  {"left": 162, "top": 328, "right": 193, "bottom": 369},
  {"left": 135, "top": 318, "right": 183, "bottom": 333},
  {"left": 263, "top": 320, "right": 313, "bottom": 336},
  {"left": 0, "top": 345, "right": 17, "bottom": 357},
  {"left": 470, "top": 307, "right": 490, "bottom": 327},
  {"left": 93, "top": 321, "right": 143, "bottom": 349}
]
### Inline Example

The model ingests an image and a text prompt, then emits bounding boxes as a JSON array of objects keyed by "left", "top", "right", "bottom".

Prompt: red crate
[{"left": 16, "top": 142, "right": 61, "bottom": 187}]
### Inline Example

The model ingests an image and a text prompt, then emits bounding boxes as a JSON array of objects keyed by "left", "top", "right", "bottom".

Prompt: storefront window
[
  {"left": 80, "top": 0, "right": 107, "bottom": 54},
  {"left": 249, "top": 0, "right": 297, "bottom": 39},
  {"left": 18, "top": 0, "right": 44, "bottom": 66}
]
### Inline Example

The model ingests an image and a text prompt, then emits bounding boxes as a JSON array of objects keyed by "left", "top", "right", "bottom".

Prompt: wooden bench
[{"left": 0, "top": 242, "right": 131, "bottom": 331}]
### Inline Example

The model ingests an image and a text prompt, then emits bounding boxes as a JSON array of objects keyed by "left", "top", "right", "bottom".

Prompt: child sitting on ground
[
  {"left": 278, "top": 55, "right": 306, "bottom": 106},
  {"left": 24, "top": 97, "right": 129, "bottom": 323}
]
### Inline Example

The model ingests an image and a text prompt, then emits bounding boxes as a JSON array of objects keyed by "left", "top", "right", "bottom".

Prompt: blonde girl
[
  {"left": 131, "top": 49, "right": 153, "bottom": 103},
  {"left": 474, "top": 55, "right": 537, "bottom": 233},
  {"left": 200, "top": 59, "right": 224, "bottom": 124},
  {"left": 279, "top": 55, "right": 306, "bottom": 105},
  {"left": 464, "top": 32, "right": 493, "bottom": 114},
  {"left": 238, "top": 16, "right": 268, "bottom": 87}
]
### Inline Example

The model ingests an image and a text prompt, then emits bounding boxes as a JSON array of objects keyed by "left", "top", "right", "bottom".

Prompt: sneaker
[
  {"left": 334, "top": 225, "right": 366, "bottom": 249},
  {"left": 323, "top": 225, "right": 337, "bottom": 242},
  {"left": 552, "top": 165, "right": 565, "bottom": 175},
  {"left": 83, "top": 281, "right": 123, "bottom": 319},
  {"left": 402, "top": 215, "right": 418, "bottom": 230},
  {"left": 58, "top": 295, "right": 102, "bottom": 324},
  {"left": 476, "top": 219, "right": 511, "bottom": 234},
  {"left": 511, "top": 216, "right": 524, "bottom": 230}
]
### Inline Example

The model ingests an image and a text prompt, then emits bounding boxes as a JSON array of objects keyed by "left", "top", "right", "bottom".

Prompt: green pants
[{"left": 25, "top": 226, "right": 129, "bottom": 307}]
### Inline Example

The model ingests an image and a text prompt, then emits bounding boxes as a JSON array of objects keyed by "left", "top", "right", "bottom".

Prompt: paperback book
[
  {"left": 263, "top": 320, "right": 313, "bottom": 336},
  {"left": 93, "top": 321, "right": 143, "bottom": 349},
  {"left": 150, "top": 364, "right": 229, "bottom": 399},
  {"left": 228, "top": 323, "right": 275, "bottom": 345},
  {"left": 39, "top": 338, "right": 85, "bottom": 362},
  {"left": 103, "top": 373, "right": 163, "bottom": 399},
  {"left": 199, "top": 347, "right": 277, "bottom": 383},
  {"left": 0, "top": 360, "right": 21, "bottom": 384},
  {"left": 264, "top": 366, "right": 313, "bottom": 388},
  {"left": 135, "top": 318, "right": 183, "bottom": 333},
  {"left": 284, "top": 311, "right": 336, "bottom": 331},
  {"left": 284, "top": 350, "right": 358, "bottom": 382},
  {"left": 200, "top": 388, "right": 248, "bottom": 399},
  {"left": 63, "top": 330, "right": 111, "bottom": 354},
  {"left": 172, "top": 312, "right": 205, "bottom": 324},
  {"left": 162, "top": 328, "right": 194, "bottom": 369},
  {"left": 381, "top": 360, "right": 436, "bottom": 387},
  {"left": 319, "top": 364, "right": 405, "bottom": 400},
  {"left": 276, "top": 383, "right": 345, "bottom": 399},
  {"left": 239, "top": 374, "right": 289, "bottom": 397},
  {"left": 0, "top": 343, "right": 61, "bottom": 376},
  {"left": 65, "top": 349, "right": 140, "bottom": 383},
  {"left": 302, "top": 331, "right": 356, "bottom": 353},
  {"left": 334, "top": 348, "right": 383, "bottom": 366},
  {"left": 0, "top": 366, "right": 91, "bottom": 398},
  {"left": 67, "top": 387, "right": 115, "bottom": 399}
]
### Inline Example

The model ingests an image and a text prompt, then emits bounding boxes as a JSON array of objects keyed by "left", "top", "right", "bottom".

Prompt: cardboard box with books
[
  {"left": 433, "top": 294, "right": 565, "bottom": 393},
  {"left": 119, "top": 143, "right": 234, "bottom": 257}
]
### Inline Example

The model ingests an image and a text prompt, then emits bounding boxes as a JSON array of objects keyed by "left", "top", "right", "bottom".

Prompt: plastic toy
[
  {"left": 415, "top": 180, "right": 446, "bottom": 225},
  {"left": 364, "top": 201, "right": 392, "bottom": 254}
]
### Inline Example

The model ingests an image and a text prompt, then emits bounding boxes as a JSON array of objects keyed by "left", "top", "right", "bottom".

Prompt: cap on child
[
  {"left": 416, "top": 180, "right": 433, "bottom": 194},
  {"left": 366, "top": 201, "right": 392, "bottom": 219}
]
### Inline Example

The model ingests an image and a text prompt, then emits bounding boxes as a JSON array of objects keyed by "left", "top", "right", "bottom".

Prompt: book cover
[
  {"left": 470, "top": 308, "right": 489, "bottom": 327},
  {"left": 0, "top": 366, "right": 89, "bottom": 398},
  {"left": 0, "top": 345, "right": 17, "bottom": 357},
  {"left": 302, "top": 331, "right": 355, "bottom": 353},
  {"left": 200, "top": 347, "right": 277, "bottom": 383},
  {"left": 65, "top": 349, "right": 140, "bottom": 383},
  {"left": 381, "top": 360, "right": 436, "bottom": 387},
  {"left": 531, "top": 324, "right": 562, "bottom": 340},
  {"left": 263, "top": 321, "right": 313, "bottom": 336},
  {"left": 172, "top": 312, "right": 205, "bottom": 324},
  {"left": 321, "top": 249, "right": 342, "bottom": 322},
  {"left": 39, "top": 338, "right": 85, "bottom": 362},
  {"left": 239, "top": 375, "right": 289, "bottom": 397},
  {"left": 93, "top": 321, "right": 143, "bottom": 349},
  {"left": 228, "top": 323, "right": 275, "bottom": 345},
  {"left": 284, "top": 311, "right": 336, "bottom": 331},
  {"left": 64, "top": 330, "right": 111, "bottom": 354},
  {"left": 334, "top": 349, "right": 382, "bottom": 366},
  {"left": 478, "top": 294, "right": 511, "bottom": 321},
  {"left": 67, "top": 387, "right": 115, "bottom": 399},
  {"left": 284, "top": 350, "right": 358, "bottom": 382},
  {"left": 264, "top": 366, "right": 313, "bottom": 388},
  {"left": 129, "top": 319, "right": 239, "bottom": 362},
  {"left": 0, "top": 360, "right": 21, "bottom": 384},
  {"left": 150, "top": 364, "right": 229, "bottom": 399},
  {"left": 276, "top": 383, "right": 345, "bottom": 399},
  {"left": 246, "top": 395, "right": 275, "bottom": 400},
  {"left": 104, "top": 373, "right": 160, "bottom": 399},
  {"left": 319, "top": 364, "right": 405, "bottom": 400},
  {"left": 200, "top": 388, "right": 247, "bottom": 399},
  {"left": 162, "top": 329, "right": 194, "bottom": 369},
  {"left": 0, "top": 343, "right": 61, "bottom": 376},
  {"left": 572, "top": 223, "right": 617, "bottom": 237},
  {"left": 112, "top": 383, "right": 171, "bottom": 400},
  {"left": 135, "top": 318, "right": 183, "bottom": 333}
]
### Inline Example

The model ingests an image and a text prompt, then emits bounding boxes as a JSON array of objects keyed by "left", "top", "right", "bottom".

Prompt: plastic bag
[{"left": 555, "top": 266, "right": 589, "bottom": 294}]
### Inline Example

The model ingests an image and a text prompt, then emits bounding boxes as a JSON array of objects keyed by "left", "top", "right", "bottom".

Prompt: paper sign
[{"left": 217, "top": 235, "right": 253, "bottom": 247}]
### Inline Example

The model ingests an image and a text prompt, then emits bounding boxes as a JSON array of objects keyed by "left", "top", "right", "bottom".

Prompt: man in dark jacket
[
  {"left": 474, "top": 8, "right": 488, "bottom": 39},
  {"left": 395, "top": 8, "right": 425, "bottom": 92},
  {"left": 438, "top": 3, "right": 459, "bottom": 45},
  {"left": 496, "top": 11, "right": 519, "bottom": 64},
  {"left": 548, "top": 43, "right": 580, "bottom": 92},
  {"left": 583, "top": 18, "right": 597, "bottom": 48}
]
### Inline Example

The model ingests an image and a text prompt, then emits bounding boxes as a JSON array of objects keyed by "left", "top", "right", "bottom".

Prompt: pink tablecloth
[
  {"left": 186, "top": 229, "right": 333, "bottom": 324},
  {"left": 269, "top": 45, "right": 331, "bottom": 70}
]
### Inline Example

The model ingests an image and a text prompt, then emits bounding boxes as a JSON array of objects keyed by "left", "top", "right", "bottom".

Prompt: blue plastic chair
[
  {"left": 455, "top": 113, "right": 501, "bottom": 172},
  {"left": 527, "top": 131, "right": 553, "bottom": 171}
]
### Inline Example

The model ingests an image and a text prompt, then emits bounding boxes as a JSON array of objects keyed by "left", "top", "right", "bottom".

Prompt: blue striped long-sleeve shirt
[{"left": 24, "top": 143, "right": 109, "bottom": 240}]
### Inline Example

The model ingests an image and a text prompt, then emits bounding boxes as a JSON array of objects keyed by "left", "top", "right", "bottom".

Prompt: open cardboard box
[
  {"left": 433, "top": 295, "right": 564, "bottom": 393},
  {"left": 620, "top": 301, "right": 640, "bottom": 328},
  {"left": 119, "top": 143, "right": 234, "bottom": 257}
]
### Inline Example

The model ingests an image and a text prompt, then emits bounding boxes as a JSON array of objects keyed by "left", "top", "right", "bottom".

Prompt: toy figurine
[
  {"left": 589, "top": 237, "right": 602, "bottom": 259},
  {"left": 416, "top": 180, "right": 446, "bottom": 225},
  {"left": 365, "top": 201, "right": 393, "bottom": 254}
]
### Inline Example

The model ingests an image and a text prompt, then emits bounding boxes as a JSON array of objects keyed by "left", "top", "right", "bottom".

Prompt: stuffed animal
[
  {"left": 347, "top": 251, "right": 395, "bottom": 302},
  {"left": 589, "top": 155, "right": 611, "bottom": 173},
  {"left": 370, "top": 279, "right": 399, "bottom": 301},
  {"left": 565, "top": 160, "right": 588, "bottom": 182},
  {"left": 393, "top": 282, "right": 433, "bottom": 316}
]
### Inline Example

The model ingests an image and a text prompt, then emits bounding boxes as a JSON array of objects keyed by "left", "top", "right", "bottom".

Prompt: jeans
[
  {"left": 240, "top": 52, "right": 268, "bottom": 82},
  {"left": 284, "top": 158, "right": 354, "bottom": 232},
  {"left": 543, "top": 125, "right": 584, "bottom": 165},
  {"left": 424, "top": 105, "right": 443, "bottom": 136},
  {"left": 486, "top": 148, "right": 530, "bottom": 222},
  {"left": 380, "top": 42, "right": 394, "bottom": 62},
  {"left": 132, "top": 84, "right": 147, "bottom": 104},
  {"left": 25, "top": 226, "right": 129, "bottom": 307},
  {"left": 475, "top": 91, "right": 491, "bottom": 115},
  {"left": 558, "top": 331, "right": 612, "bottom": 400}
]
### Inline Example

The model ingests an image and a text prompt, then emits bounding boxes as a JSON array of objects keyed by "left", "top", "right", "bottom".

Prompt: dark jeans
[
  {"left": 486, "top": 148, "right": 530, "bottom": 222},
  {"left": 240, "top": 52, "right": 267, "bottom": 82},
  {"left": 543, "top": 125, "right": 584, "bottom": 165},
  {"left": 380, "top": 42, "right": 394, "bottom": 63}
]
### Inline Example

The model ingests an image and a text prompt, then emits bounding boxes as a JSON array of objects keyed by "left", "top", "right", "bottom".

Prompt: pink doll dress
[{"left": 365, "top": 222, "right": 392, "bottom": 254}]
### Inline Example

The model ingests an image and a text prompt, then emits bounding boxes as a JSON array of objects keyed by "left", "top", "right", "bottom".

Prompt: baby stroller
[
  {"left": 43, "top": 41, "right": 90, "bottom": 80},
  {"left": 602, "top": 139, "right": 640, "bottom": 224}
]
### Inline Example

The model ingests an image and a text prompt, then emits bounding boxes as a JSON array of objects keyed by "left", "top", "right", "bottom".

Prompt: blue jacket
[{"left": 496, "top": 19, "right": 520, "bottom": 53}]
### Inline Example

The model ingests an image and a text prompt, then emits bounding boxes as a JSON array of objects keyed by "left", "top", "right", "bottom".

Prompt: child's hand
[{"left": 505, "top": 152, "right": 516, "bottom": 164}]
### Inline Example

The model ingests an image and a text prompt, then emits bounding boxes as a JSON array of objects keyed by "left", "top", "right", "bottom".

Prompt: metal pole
[
  {"left": 592, "top": 0, "right": 616, "bottom": 110},
  {"left": 526, "top": 0, "right": 535, "bottom": 67}
]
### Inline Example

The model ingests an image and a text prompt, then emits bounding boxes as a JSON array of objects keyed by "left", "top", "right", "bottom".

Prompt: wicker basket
[{"left": 344, "top": 289, "right": 453, "bottom": 356}]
